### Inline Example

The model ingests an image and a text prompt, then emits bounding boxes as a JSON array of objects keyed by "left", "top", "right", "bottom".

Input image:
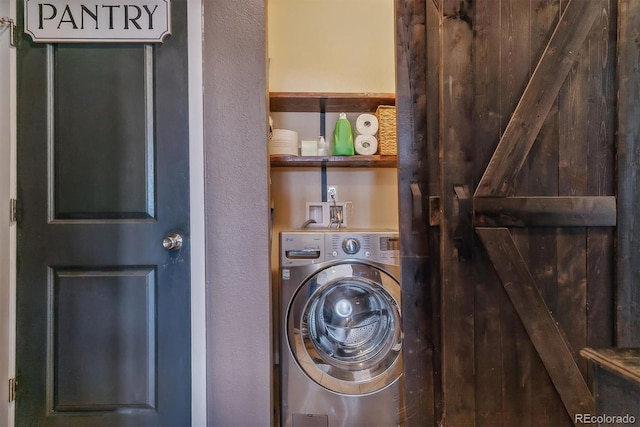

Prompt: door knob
[{"left": 163, "top": 234, "right": 183, "bottom": 250}]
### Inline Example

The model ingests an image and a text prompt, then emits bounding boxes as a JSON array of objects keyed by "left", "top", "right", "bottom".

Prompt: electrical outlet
[
  {"left": 330, "top": 205, "right": 344, "bottom": 225},
  {"left": 327, "top": 185, "right": 338, "bottom": 201},
  {"left": 305, "top": 201, "right": 348, "bottom": 228}
]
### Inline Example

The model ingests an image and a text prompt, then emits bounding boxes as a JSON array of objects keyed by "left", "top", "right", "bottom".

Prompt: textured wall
[
  {"left": 202, "top": 1, "right": 272, "bottom": 426},
  {"left": 0, "top": 0, "right": 13, "bottom": 423}
]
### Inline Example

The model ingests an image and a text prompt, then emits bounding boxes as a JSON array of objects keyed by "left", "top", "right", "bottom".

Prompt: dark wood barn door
[
  {"left": 397, "top": 0, "right": 620, "bottom": 426},
  {"left": 442, "top": 0, "right": 617, "bottom": 425},
  {"left": 14, "top": 0, "right": 192, "bottom": 426}
]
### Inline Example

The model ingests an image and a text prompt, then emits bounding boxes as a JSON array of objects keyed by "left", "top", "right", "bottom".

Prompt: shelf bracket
[
  {"left": 320, "top": 97, "right": 327, "bottom": 202},
  {"left": 320, "top": 97, "right": 327, "bottom": 137},
  {"left": 321, "top": 162, "right": 327, "bottom": 202}
]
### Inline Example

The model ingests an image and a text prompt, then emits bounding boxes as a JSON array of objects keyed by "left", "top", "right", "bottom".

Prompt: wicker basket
[{"left": 375, "top": 105, "right": 397, "bottom": 155}]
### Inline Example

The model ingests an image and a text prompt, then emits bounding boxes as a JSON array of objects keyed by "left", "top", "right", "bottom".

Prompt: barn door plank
[
  {"left": 584, "top": 0, "right": 616, "bottom": 363},
  {"left": 396, "top": 0, "right": 439, "bottom": 425},
  {"left": 475, "top": 0, "right": 605, "bottom": 197},
  {"left": 471, "top": 0, "right": 505, "bottom": 424},
  {"left": 440, "top": 1, "right": 476, "bottom": 425},
  {"left": 556, "top": 24, "right": 592, "bottom": 379},
  {"left": 616, "top": 0, "right": 640, "bottom": 346},
  {"left": 476, "top": 227, "right": 596, "bottom": 423},
  {"left": 496, "top": 3, "right": 549, "bottom": 423}
]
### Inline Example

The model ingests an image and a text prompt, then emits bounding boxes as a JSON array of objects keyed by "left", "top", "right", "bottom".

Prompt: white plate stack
[{"left": 269, "top": 129, "right": 299, "bottom": 156}]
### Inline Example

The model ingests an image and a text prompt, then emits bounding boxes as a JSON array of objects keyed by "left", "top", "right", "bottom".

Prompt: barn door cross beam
[
  {"left": 476, "top": 227, "right": 596, "bottom": 424},
  {"left": 474, "top": 0, "right": 605, "bottom": 198},
  {"left": 474, "top": 196, "right": 616, "bottom": 228}
]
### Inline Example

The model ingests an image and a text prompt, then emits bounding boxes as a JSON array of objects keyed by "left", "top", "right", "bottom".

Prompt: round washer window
[
  {"left": 306, "top": 279, "right": 398, "bottom": 368},
  {"left": 287, "top": 262, "right": 402, "bottom": 395}
]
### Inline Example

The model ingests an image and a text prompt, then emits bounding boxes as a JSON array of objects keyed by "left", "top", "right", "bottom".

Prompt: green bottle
[{"left": 332, "top": 113, "right": 355, "bottom": 156}]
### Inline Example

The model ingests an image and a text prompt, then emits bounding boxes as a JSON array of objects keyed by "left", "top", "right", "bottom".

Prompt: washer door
[{"left": 287, "top": 262, "right": 401, "bottom": 395}]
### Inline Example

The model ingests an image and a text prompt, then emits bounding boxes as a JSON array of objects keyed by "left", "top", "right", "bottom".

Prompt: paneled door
[{"left": 14, "top": 0, "right": 191, "bottom": 426}]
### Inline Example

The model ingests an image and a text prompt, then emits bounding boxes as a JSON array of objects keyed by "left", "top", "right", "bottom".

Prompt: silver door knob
[{"left": 163, "top": 234, "right": 183, "bottom": 250}]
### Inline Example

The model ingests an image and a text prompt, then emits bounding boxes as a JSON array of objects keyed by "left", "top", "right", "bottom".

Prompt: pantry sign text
[{"left": 24, "top": 0, "right": 171, "bottom": 43}]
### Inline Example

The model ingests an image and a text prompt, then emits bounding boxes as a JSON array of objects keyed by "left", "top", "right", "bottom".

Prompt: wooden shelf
[
  {"left": 581, "top": 348, "right": 640, "bottom": 385},
  {"left": 269, "top": 92, "right": 395, "bottom": 113},
  {"left": 270, "top": 155, "right": 397, "bottom": 168},
  {"left": 269, "top": 92, "right": 397, "bottom": 168}
]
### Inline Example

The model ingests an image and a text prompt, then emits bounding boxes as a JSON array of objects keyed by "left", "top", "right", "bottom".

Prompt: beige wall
[
  {"left": 271, "top": 166, "right": 398, "bottom": 231},
  {"left": 268, "top": 0, "right": 395, "bottom": 93}
]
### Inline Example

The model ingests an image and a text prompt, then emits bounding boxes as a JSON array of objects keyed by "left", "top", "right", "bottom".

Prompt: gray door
[{"left": 15, "top": 0, "right": 191, "bottom": 426}]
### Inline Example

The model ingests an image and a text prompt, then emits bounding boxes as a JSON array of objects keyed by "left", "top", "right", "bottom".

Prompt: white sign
[{"left": 24, "top": 0, "right": 171, "bottom": 43}]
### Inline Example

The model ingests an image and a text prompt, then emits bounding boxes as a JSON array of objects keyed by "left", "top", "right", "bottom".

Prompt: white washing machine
[{"left": 279, "top": 230, "right": 402, "bottom": 427}]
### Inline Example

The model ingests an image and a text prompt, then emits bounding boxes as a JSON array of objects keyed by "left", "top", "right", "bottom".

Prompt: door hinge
[
  {"left": 8, "top": 378, "right": 16, "bottom": 402},
  {"left": 9, "top": 198, "right": 17, "bottom": 223},
  {"left": 0, "top": 17, "right": 16, "bottom": 48}
]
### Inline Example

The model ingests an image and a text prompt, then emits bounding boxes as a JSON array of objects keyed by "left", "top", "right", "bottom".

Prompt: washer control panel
[
  {"left": 281, "top": 231, "right": 400, "bottom": 266},
  {"left": 326, "top": 232, "right": 399, "bottom": 264},
  {"left": 280, "top": 230, "right": 400, "bottom": 266}
]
